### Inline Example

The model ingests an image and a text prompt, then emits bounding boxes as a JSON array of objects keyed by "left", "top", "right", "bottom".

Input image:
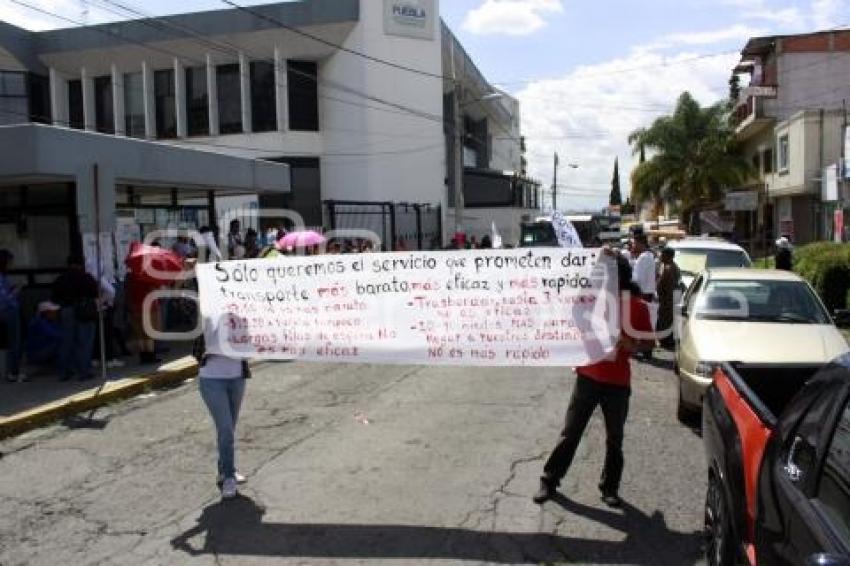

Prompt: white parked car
[
  {"left": 675, "top": 268, "right": 849, "bottom": 421},
  {"left": 667, "top": 238, "right": 752, "bottom": 291}
]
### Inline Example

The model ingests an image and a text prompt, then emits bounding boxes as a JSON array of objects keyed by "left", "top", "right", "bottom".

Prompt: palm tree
[{"left": 628, "top": 92, "right": 752, "bottom": 234}]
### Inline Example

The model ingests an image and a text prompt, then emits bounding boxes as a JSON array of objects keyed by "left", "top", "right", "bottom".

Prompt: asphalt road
[{"left": 0, "top": 352, "right": 706, "bottom": 565}]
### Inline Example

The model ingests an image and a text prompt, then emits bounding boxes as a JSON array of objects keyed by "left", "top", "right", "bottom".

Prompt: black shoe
[
  {"left": 601, "top": 492, "right": 622, "bottom": 508},
  {"left": 59, "top": 374, "right": 73, "bottom": 382},
  {"left": 78, "top": 374, "right": 95, "bottom": 382},
  {"left": 533, "top": 481, "right": 555, "bottom": 504}
]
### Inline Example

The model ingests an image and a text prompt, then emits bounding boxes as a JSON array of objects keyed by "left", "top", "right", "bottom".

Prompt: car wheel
[{"left": 705, "top": 474, "right": 735, "bottom": 566}]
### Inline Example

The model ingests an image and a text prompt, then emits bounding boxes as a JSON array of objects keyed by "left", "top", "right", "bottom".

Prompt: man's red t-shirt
[{"left": 576, "top": 295, "right": 652, "bottom": 388}]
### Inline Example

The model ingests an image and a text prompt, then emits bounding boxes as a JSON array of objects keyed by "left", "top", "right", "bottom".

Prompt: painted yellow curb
[{"left": 0, "top": 356, "right": 199, "bottom": 440}]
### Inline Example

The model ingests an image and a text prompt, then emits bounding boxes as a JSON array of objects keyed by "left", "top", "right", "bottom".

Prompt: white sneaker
[
  {"left": 221, "top": 477, "right": 238, "bottom": 499},
  {"left": 107, "top": 359, "right": 125, "bottom": 368},
  {"left": 15, "top": 373, "right": 29, "bottom": 383},
  {"left": 218, "top": 471, "right": 246, "bottom": 485},
  {"left": 6, "top": 374, "right": 27, "bottom": 383}
]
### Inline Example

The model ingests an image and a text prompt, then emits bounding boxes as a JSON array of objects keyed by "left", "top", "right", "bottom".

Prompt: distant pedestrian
[
  {"left": 52, "top": 255, "right": 99, "bottom": 381},
  {"left": 0, "top": 249, "right": 25, "bottom": 382},
  {"left": 534, "top": 254, "right": 654, "bottom": 507},
  {"left": 244, "top": 229, "right": 260, "bottom": 259},
  {"left": 227, "top": 219, "right": 243, "bottom": 259},
  {"left": 775, "top": 237, "right": 793, "bottom": 271},
  {"left": 656, "top": 247, "right": 680, "bottom": 350},
  {"left": 480, "top": 235, "right": 493, "bottom": 249},
  {"left": 125, "top": 268, "right": 162, "bottom": 366}
]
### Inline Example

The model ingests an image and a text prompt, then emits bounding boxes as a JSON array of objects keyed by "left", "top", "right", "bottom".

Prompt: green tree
[
  {"left": 628, "top": 92, "right": 752, "bottom": 234},
  {"left": 609, "top": 157, "right": 622, "bottom": 206}
]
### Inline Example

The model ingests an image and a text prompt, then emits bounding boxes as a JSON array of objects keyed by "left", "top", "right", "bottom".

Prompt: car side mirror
[{"left": 806, "top": 553, "right": 850, "bottom": 566}]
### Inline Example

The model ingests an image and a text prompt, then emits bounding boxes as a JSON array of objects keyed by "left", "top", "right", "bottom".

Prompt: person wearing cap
[
  {"left": 26, "top": 302, "right": 62, "bottom": 367},
  {"left": 775, "top": 237, "right": 793, "bottom": 271}
]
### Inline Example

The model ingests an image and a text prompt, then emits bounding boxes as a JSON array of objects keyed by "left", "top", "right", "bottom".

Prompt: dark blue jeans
[
  {"left": 1, "top": 305, "right": 22, "bottom": 376},
  {"left": 57, "top": 307, "right": 96, "bottom": 379}
]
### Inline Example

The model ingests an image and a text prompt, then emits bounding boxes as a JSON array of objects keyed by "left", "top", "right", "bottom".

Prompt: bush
[{"left": 793, "top": 243, "right": 850, "bottom": 313}]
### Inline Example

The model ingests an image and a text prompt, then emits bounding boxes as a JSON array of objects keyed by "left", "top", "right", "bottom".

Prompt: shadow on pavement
[
  {"left": 550, "top": 493, "right": 704, "bottom": 564},
  {"left": 171, "top": 494, "right": 704, "bottom": 565}
]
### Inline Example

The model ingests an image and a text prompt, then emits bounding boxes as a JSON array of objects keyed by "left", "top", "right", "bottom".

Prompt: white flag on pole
[
  {"left": 491, "top": 222, "right": 503, "bottom": 249},
  {"left": 552, "top": 211, "right": 584, "bottom": 248}
]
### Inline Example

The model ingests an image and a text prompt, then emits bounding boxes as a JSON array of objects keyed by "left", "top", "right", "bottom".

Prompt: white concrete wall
[
  {"left": 320, "top": 0, "right": 445, "bottom": 206},
  {"left": 768, "top": 109, "right": 844, "bottom": 197}
]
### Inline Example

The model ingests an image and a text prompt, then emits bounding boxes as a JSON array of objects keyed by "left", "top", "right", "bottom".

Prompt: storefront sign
[
  {"left": 725, "top": 191, "right": 758, "bottom": 211},
  {"left": 196, "top": 249, "right": 619, "bottom": 367},
  {"left": 384, "top": 0, "right": 435, "bottom": 40},
  {"left": 823, "top": 164, "right": 840, "bottom": 202}
]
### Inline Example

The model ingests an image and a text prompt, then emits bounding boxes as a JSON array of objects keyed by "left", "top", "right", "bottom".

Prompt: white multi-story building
[
  {"left": 0, "top": 0, "right": 530, "bottom": 267},
  {"left": 731, "top": 30, "right": 850, "bottom": 246}
]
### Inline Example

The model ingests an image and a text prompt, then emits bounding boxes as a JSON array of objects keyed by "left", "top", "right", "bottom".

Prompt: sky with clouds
[{"left": 3, "top": 0, "right": 849, "bottom": 211}]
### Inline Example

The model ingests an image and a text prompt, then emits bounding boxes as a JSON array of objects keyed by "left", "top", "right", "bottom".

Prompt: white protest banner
[
  {"left": 552, "top": 211, "right": 583, "bottom": 248},
  {"left": 196, "top": 248, "right": 619, "bottom": 367}
]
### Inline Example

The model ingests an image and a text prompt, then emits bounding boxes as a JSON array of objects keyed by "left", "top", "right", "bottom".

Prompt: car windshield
[
  {"left": 695, "top": 279, "right": 831, "bottom": 324},
  {"left": 521, "top": 224, "right": 556, "bottom": 245},
  {"left": 674, "top": 248, "right": 751, "bottom": 277}
]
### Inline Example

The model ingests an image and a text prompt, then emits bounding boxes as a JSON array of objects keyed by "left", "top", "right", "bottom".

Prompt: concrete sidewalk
[{"left": 0, "top": 344, "right": 198, "bottom": 439}]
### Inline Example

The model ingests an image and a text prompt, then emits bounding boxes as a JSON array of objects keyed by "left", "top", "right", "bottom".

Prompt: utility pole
[
  {"left": 450, "top": 39, "right": 464, "bottom": 239},
  {"left": 551, "top": 152, "right": 559, "bottom": 212}
]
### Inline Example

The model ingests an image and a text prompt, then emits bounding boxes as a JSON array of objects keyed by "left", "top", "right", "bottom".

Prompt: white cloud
[
  {"left": 462, "top": 0, "right": 563, "bottom": 37},
  {"left": 811, "top": 0, "right": 846, "bottom": 29},
  {"left": 515, "top": 50, "right": 737, "bottom": 211},
  {"left": 641, "top": 24, "right": 767, "bottom": 52},
  {"left": 1, "top": 0, "right": 116, "bottom": 31}
]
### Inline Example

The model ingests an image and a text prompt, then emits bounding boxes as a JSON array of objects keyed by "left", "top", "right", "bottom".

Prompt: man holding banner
[{"left": 533, "top": 254, "right": 653, "bottom": 507}]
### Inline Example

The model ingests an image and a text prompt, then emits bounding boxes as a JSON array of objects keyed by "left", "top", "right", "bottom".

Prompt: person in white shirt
[
  {"left": 630, "top": 233, "right": 658, "bottom": 358},
  {"left": 631, "top": 234, "right": 657, "bottom": 300}
]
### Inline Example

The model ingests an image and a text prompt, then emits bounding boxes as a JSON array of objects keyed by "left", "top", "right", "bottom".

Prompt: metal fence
[{"left": 324, "top": 200, "right": 442, "bottom": 251}]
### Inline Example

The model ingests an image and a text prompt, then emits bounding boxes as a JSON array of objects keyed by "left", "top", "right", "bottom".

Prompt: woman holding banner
[{"left": 533, "top": 253, "right": 654, "bottom": 508}]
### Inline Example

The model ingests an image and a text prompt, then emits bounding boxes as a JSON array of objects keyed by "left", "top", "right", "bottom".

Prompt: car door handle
[{"left": 784, "top": 436, "right": 805, "bottom": 483}]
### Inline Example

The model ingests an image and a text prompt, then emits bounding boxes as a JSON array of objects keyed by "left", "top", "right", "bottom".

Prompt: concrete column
[
  {"left": 174, "top": 58, "right": 187, "bottom": 138},
  {"left": 112, "top": 64, "right": 125, "bottom": 136},
  {"left": 49, "top": 67, "right": 68, "bottom": 127},
  {"left": 142, "top": 61, "right": 156, "bottom": 139},
  {"left": 274, "top": 46, "right": 287, "bottom": 131},
  {"left": 81, "top": 67, "right": 95, "bottom": 131},
  {"left": 239, "top": 52, "right": 252, "bottom": 133},
  {"left": 75, "top": 163, "right": 117, "bottom": 235},
  {"left": 207, "top": 53, "right": 219, "bottom": 136}
]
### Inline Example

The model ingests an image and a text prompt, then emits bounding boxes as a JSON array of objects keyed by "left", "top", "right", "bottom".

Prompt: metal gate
[{"left": 324, "top": 200, "right": 442, "bottom": 251}]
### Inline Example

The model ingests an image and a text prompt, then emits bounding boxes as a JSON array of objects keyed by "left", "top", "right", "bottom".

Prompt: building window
[
  {"left": 250, "top": 61, "right": 276, "bottom": 133},
  {"left": 0, "top": 71, "right": 29, "bottom": 126},
  {"left": 216, "top": 64, "right": 242, "bottom": 135},
  {"left": 763, "top": 148, "right": 774, "bottom": 174},
  {"left": 94, "top": 75, "right": 114, "bottom": 134},
  {"left": 185, "top": 66, "right": 208, "bottom": 137},
  {"left": 124, "top": 72, "right": 145, "bottom": 138},
  {"left": 287, "top": 61, "right": 318, "bottom": 132},
  {"left": 28, "top": 74, "right": 50, "bottom": 124},
  {"left": 778, "top": 134, "right": 789, "bottom": 173},
  {"left": 154, "top": 69, "right": 176, "bottom": 139},
  {"left": 68, "top": 79, "right": 84, "bottom": 129}
]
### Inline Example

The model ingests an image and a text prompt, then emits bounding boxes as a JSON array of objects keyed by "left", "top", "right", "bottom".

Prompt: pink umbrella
[{"left": 277, "top": 230, "right": 326, "bottom": 250}]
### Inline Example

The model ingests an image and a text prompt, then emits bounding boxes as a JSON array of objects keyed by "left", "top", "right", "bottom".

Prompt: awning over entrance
[{"left": 0, "top": 123, "right": 290, "bottom": 233}]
